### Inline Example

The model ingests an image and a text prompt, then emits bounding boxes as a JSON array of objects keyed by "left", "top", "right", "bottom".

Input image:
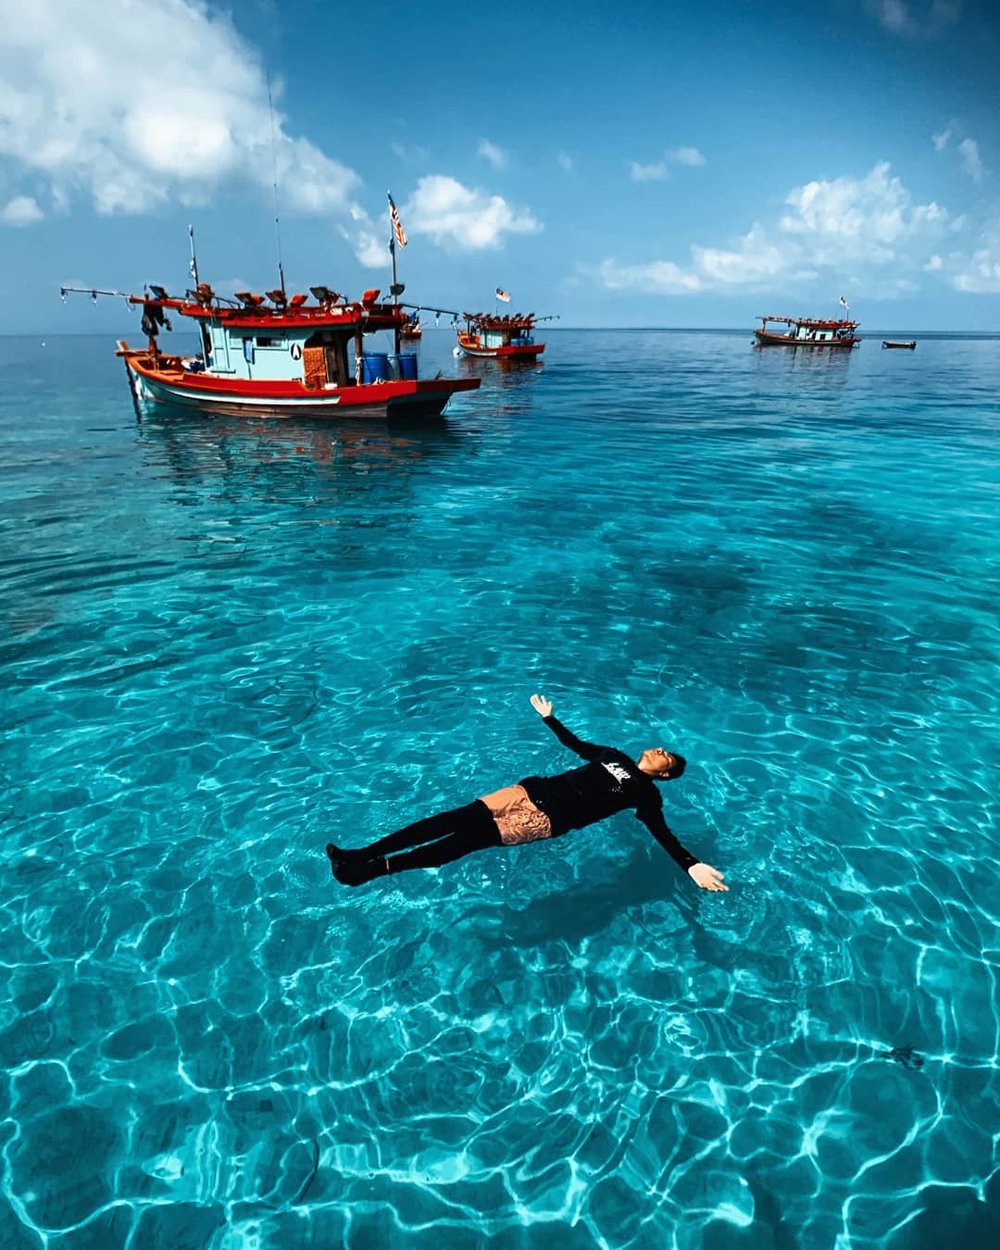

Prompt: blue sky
[{"left": 2, "top": 0, "right": 998, "bottom": 332}]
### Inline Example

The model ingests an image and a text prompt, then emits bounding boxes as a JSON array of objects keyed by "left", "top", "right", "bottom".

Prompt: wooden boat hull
[
  {"left": 753, "top": 330, "right": 859, "bottom": 348},
  {"left": 122, "top": 351, "right": 478, "bottom": 420},
  {"left": 882, "top": 340, "right": 916, "bottom": 350}
]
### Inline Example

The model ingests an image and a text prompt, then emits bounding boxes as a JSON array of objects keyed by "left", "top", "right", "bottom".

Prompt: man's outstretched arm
[
  {"left": 529, "top": 693, "right": 608, "bottom": 762},
  {"left": 635, "top": 801, "right": 728, "bottom": 891}
]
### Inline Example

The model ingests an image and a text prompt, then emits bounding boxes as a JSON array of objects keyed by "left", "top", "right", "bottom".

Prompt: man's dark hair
[{"left": 668, "top": 753, "right": 687, "bottom": 779}]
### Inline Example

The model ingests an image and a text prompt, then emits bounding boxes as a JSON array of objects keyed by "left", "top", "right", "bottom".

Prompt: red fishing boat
[
  {"left": 63, "top": 281, "right": 479, "bottom": 421},
  {"left": 753, "top": 314, "right": 861, "bottom": 349},
  {"left": 399, "top": 312, "right": 423, "bottom": 341},
  {"left": 456, "top": 311, "right": 554, "bottom": 361}
]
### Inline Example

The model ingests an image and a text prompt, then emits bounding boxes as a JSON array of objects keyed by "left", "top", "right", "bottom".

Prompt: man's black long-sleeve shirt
[{"left": 517, "top": 715, "right": 698, "bottom": 872}]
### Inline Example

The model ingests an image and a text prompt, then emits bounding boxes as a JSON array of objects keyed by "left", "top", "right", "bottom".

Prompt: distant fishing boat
[
  {"left": 753, "top": 314, "right": 861, "bottom": 349},
  {"left": 882, "top": 340, "right": 916, "bottom": 350},
  {"left": 400, "top": 312, "right": 422, "bottom": 341},
  {"left": 456, "top": 311, "right": 555, "bottom": 361}
]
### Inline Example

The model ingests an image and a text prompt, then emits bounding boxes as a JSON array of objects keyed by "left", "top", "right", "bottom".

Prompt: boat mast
[
  {"left": 387, "top": 191, "right": 407, "bottom": 356},
  {"left": 188, "top": 224, "right": 200, "bottom": 289},
  {"left": 268, "top": 81, "right": 287, "bottom": 298},
  {"left": 389, "top": 206, "right": 398, "bottom": 306}
]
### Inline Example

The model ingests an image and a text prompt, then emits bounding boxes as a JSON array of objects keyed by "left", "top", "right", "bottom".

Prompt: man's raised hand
[{"left": 530, "top": 693, "right": 553, "bottom": 718}]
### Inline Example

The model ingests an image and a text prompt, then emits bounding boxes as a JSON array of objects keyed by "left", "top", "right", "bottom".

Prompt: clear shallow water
[{"left": 1, "top": 330, "right": 998, "bottom": 1249}]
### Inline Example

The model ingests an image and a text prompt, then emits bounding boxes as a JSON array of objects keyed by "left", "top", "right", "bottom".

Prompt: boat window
[
  {"left": 304, "top": 331, "right": 348, "bottom": 348},
  {"left": 256, "top": 336, "right": 280, "bottom": 347}
]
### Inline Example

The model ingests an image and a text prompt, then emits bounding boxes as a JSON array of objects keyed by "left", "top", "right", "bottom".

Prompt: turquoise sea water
[{"left": 1, "top": 329, "right": 998, "bottom": 1250}]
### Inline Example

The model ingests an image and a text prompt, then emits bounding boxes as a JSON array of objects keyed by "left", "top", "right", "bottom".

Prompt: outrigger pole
[
  {"left": 60, "top": 286, "right": 132, "bottom": 302},
  {"left": 398, "top": 301, "right": 463, "bottom": 322}
]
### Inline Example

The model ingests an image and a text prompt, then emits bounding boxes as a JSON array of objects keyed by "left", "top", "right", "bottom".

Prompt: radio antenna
[{"left": 267, "top": 80, "right": 286, "bottom": 297}]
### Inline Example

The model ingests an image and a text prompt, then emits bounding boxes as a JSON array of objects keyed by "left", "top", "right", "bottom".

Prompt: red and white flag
[
  {"left": 388, "top": 193, "right": 407, "bottom": 247},
  {"left": 495, "top": 287, "right": 511, "bottom": 302}
]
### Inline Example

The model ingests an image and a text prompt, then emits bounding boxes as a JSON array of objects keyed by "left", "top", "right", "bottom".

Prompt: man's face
[{"left": 640, "top": 747, "right": 677, "bottom": 778}]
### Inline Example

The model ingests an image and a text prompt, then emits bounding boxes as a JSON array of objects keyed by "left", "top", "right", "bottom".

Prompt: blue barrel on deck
[
  {"left": 397, "top": 352, "right": 418, "bottom": 380},
  {"left": 361, "top": 353, "right": 389, "bottom": 383}
]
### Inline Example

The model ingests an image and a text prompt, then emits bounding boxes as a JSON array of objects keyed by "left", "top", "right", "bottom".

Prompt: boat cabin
[{"left": 177, "top": 286, "right": 405, "bottom": 382}]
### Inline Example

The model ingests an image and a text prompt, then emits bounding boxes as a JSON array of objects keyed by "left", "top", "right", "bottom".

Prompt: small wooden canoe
[{"left": 882, "top": 340, "right": 916, "bottom": 350}]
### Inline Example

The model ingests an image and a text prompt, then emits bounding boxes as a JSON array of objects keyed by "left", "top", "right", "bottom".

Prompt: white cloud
[
  {"left": 778, "top": 162, "right": 951, "bottom": 263},
  {"left": 933, "top": 122, "right": 988, "bottom": 183},
  {"left": 932, "top": 122, "right": 955, "bottom": 151},
  {"left": 1, "top": 194, "right": 43, "bottom": 225},
  {"left": 948, "top": 222, "right": 1000, "bottom": 292},
  {"left": 952, "top": 247, "right": 1000, "bottom": 291},
  {"left": 599, "top": 258, "right": 703, "bottom": 294},
  {"left": 0, "top": 0, "right": 361, "bottom": 219},
  {"left": 630, "top": 145, "right": 705, "bottom": 182},
  {"left": 598, "top": 161, "right": 954, "bottom": 296},
  {"left": 630, "top": 161, "right": 667, "bottom": 183},
  {"left": 557, "top": 151, "right": 574, "bottom": 174},
  {"left": 392, "top": 140, "right": 429, "bottom": 162},
  {"left": 693, "top": 225, "right": 810, "bottom": 285},
  {"left": 668, "top": 146, "right": 706, "bottom": 167},
  {"left": 957, "top": 138, "right": 985, "bottom": 183},
  {"left": 352, "top": 230, "right": 389, "bottom": 268},
  {"left": 872, "top": 0, "right": 911, "bottom": 32},
  {"left": 401, "top": 175, "right": 540, "bottom": 251},
  {"left": 867, "top": 0, "right": 960, "bottom": 37},
  {"left": 925, "top": 254, "right": 943, "bottom": 270},
  {"left": 478, "top": 139, "right": 508, "bottom": 170}
]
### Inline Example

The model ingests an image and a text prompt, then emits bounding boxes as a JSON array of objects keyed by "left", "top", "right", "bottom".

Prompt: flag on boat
[
  {"left": 839, "top": 295, "right": 850, "bottom": 310},
  {"left": 388, "top": 193, "right": 407, "bottom": 247},
  {"left": 495, "top": 287, "right": 511, "bottom": 302}
]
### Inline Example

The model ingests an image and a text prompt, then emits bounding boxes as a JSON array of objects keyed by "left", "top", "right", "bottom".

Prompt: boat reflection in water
[{"left": 137, "top": 405, "right": 471, "bottom": 501}]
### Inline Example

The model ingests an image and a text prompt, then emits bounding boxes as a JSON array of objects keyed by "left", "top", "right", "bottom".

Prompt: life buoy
[{"left": 290, "top": 343, "right": 303, "bottom": 361}]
